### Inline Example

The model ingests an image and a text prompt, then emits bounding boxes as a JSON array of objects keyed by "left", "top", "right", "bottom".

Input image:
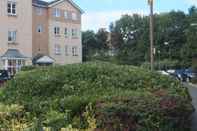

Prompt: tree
[
  {"left": 182, "top": 6, "right": 197, "bottom": 67},
  {"left": 82, "top": 6, "right": 197, "bottom": 68},
  {"left": 110, "top": 14, "right": 150, "bottom": 65},
  {"left": 82, "top": 30, "right": 97, "bottom": 61},
  {"left": 95, "top": 28, "right": 109, "bottom": 50}
]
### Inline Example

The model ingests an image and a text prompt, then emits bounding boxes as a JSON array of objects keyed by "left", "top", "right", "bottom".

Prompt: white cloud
[
  {"left": 185, "top": 0, "right": 197, "bottom": 5},
  {"left": 82, "top": 10, "right": 148, "bottom": 31}
]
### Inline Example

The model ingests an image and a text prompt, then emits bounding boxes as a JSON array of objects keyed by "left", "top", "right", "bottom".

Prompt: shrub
[
  {"left": 141, "top": 60, "right": 183, "bottom": 70},
  {"left": 21, "top": 65, "right": 38, "bottom": 71},
  {"left": 0, "top": 62, "right": 194, "bottom": 130}
]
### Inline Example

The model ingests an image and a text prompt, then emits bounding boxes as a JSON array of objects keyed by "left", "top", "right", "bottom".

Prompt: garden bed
[{"left": 0, "top": 62, "right": 194, "bottom": 130}]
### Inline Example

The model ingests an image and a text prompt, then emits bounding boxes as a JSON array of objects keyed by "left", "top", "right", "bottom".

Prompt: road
[{"left": 187, "top": 83, "right": 197, "bottom": 131}]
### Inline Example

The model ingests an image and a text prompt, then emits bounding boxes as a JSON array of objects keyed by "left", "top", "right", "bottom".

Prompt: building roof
[
  {"left": 1, "top": 49, "right": 27, "bottom": 59},
  {"left": 32, "top": 0, "right": 84, "bottom": 13},
  {"left": 32, "top": 0, "right": 48, "bottom": 6},
  {"left": 36, "top": 56, "right": 55, "bottom": 64}
]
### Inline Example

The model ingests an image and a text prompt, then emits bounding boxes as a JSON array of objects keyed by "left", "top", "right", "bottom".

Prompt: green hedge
[
  {"left": 21, "top": 65, "right": 38, "bottom": 71},
  {"left": 0, "top": 62, "right": 194, "bottom": 130}
]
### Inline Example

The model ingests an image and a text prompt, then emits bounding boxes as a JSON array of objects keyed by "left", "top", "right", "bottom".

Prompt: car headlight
[{"left": 178, "top": 74, "right": 181, "bottom": 78}]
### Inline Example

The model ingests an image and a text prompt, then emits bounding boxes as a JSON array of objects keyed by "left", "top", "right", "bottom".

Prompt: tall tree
[
  {"left": 82, "top": 30, "right": 97, "bottom": 61},
  {"left": 95, "top": 28, "right": 109, "bottom": 50}
]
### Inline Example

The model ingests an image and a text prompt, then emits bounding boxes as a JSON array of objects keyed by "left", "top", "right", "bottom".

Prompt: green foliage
[
  {"left": 21, "top": 65, "right": 38, "bottom": 71},
  {"left": 82, "top": 29, "right": 109, "bottom": 62},
  {"left": 83, "top": 6, "right": 197, "bottom": 68},
  {"left": 0, "top": 62, "right": 194, "bottom": 130},
  {"left": 141, "top": 60, "right": 182, "bottom": 70}
]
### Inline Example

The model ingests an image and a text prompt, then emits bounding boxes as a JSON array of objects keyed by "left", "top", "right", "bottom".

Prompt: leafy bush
[
  {"left": 141, "top": 60, "right": 183, "bottom": 70},
  {"left": 0, "top": 62, "right": 194, "bottom": 130},
  {"left": 21, "top": 65, "right": 38, "bottom": 71}
]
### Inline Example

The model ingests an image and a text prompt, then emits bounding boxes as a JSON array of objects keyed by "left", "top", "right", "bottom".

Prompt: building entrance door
[{"left": 4, "top": 59, "right": 25, "bottom": 76}]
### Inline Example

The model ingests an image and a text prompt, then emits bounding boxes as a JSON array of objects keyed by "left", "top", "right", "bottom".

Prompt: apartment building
[{"left": 0, "top": 0, "right": 83, "bottom": 75}]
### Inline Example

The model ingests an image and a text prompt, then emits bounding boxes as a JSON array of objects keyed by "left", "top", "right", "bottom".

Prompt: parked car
[
  {"left": 166, "top": 69, "right": 175, "bottom": 74},
  {"left": 157, "top": 70, "right": 170, "bottom": 76},
  {"left": 171, "top": 69, "right": 188, "bottom": 82},
  {"left": 184, "top": 68, "right": 197, "bottom": 82},
  {"left": 0, "top": 70, "right": 9, "bottom": 86}
]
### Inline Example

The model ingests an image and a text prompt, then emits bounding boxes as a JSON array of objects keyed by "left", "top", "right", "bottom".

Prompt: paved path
[{"left": 187, "top": 83, "right": 197, "bottom": 131}]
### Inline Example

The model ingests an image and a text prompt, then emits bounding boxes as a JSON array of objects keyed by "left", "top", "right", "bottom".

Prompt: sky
[{"left": 45, "top": 0, "right": 197, "bottom": 31}]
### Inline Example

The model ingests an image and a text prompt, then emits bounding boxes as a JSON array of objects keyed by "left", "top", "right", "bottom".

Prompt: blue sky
[{"left": 46, "top": 0, "right": 197, "bottom": 31}]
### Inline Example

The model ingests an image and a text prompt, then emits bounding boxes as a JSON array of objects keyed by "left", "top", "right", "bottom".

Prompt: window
[
  {"left": 64, "top": 11, "right": 68, "bottom": 19},
  {"left": 71, "top": 29, "right": 78, "bottom": 38},
  {"left": 7, "top": 2, "right": 16, "bottom": 16},
  {"left": 8, "top": 31, "right": 16, "bottom": 42},
  {"left": 53, "top": 8, "right": 61, "bottom": 17},
  {"left": 55, "top": 44, "right": 61, "bottom": 55},
  {"left": 5, "top": 59, "right": 25, "bottom": 76},
  {"left": 64, "top": 28, "right": 68, "bottom": 37},
  {"left": 37, "top": 25, "right": 43, "bottom": 33},
  {"left": 72, "top": 46, "right": 78, "bottom": 56},
  {"left": 36, "top": 7, "right": 43, "bottom": 15},
  {"left": 71, "top": 12, "right": 77, "bottom": 20},
  {"left": 65, "top": 45, "right": 69, "bottom": 56},
  {"left": 54, "top": 27, "right": 60, "bottom": 35}
]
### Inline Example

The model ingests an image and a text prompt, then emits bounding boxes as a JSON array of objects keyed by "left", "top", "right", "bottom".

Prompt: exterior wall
[
  {"left": 0, "top": 0, "right": 82, "bottom": 68},
  {"left": 48, "top": 0, "right": 82, "bottom": 65},
  {"left": 0, "top": 0, "right": 33, "bottom": 66},
  {"left": 32, "top": 6, "right": 49, "bottom": 57},
  {"left": 48, "top": 21, "right": 82, "bottom": 65}
]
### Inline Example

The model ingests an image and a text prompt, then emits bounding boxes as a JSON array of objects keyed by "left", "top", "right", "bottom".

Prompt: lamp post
[
  {"left": 164, "top": 42, "right": 171, "bottom": 60},
  {"left": 158, "top": 50, "right": 161, "bottom": 70},
  {"left": 148, "top": 0, "right": 154, "bottom": 71}
]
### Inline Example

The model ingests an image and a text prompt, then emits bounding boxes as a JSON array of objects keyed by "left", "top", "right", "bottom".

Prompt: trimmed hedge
[{"left": 0, "top": 62, "right": 194, "bottom": 130}]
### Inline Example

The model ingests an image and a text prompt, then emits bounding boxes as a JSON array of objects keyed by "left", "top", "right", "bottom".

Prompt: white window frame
[
  {"left": 8, "top": 31, "right": 16, "bottom": 42},
  {"left": 36, "top": 7, "right": 43, "bottom": 16},
  {"left": 5, "top": 59, "right": 25, "bottom": 76},
  {"left": 72, "top": 46, "right": 78, "bottom": 56},
  {"left": 53, "top": 8, "right": 61, "bottom": 17},
  {"left": 65, "top": 45, "right": 69, "bottom": 56},
  {"left": 64, "top": 11, "right": 68, "bottom": 19},
  {"left": 71, "top": 29, "right": 78, "bottom": 38},
  {"left": 55, "top": 44, "right": 61, "bottom": 55},
  {"left": 37, "top": 25, "right": 43, "bottom": 33},
  {"left": 7, "top": 1, "right": 16, "bottom": 16},
  {"left": 71, "top": 12, "right": 77, "bottom": 20},
  {"left": 64, "top": 28, "right": 68, "bottom": 37},
  {"left": 54, "top": 27, "right": 60, "bottom": 35}
]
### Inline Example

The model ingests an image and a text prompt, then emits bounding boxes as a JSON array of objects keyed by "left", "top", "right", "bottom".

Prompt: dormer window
[
  {"left": 7, "top": 2, "right": 16, "bottom": 16},
  {"left": 53, "top": 8, "right": 61, "bottom": 17}
]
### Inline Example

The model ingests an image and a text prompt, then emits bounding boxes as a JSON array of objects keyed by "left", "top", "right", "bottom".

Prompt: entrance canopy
[
  {"left": 35, "top": 55, "right": 55, "bottom": 64},
  {"left": 1, "top": 49, "right": 27, "bottom": 60}
]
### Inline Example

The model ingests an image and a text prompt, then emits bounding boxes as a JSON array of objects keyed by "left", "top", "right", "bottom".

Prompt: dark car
[
  {"left": 172, "top": 69, "right": 188, "bottom": 82},
  {"left": 0, "top": 70, "right": 9, "bottom": 86},
  {"left": 184, "top": 69, "right": 197, "bottom": 82}
]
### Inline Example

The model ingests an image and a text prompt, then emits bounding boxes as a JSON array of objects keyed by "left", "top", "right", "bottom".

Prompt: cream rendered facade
[
  {"left": 0, "top": 0, "right": 83, "bottom": 75},
  {"left": 47, "top": 1, "right": 82, "bottom": 65},
  {"left": 0, "top": 0, "right": 33, "bottom": 75}
]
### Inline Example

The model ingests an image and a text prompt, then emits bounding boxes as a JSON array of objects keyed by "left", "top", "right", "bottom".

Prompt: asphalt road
[{"left": 187, "top": 83, "right": 197, "bottom": 131}]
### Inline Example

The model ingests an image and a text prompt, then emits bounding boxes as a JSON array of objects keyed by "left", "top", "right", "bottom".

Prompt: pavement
[{"left": 187, "top": 83, "right": 197, "bottom": 131}]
